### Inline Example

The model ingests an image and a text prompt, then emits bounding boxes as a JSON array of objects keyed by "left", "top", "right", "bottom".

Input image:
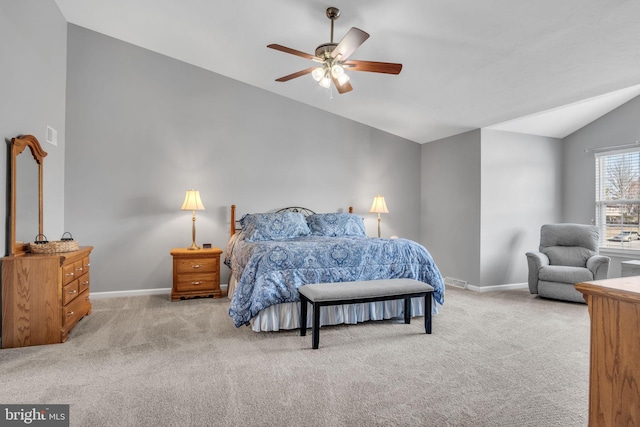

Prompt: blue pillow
[
  {"left": 306, "top": 213, "right": 366, "bottom": 237},
  {"left": 240, "top": 212, "right": 311, "bottom": 242}
]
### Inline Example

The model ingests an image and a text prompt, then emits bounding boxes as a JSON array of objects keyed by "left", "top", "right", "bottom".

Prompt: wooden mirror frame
[{"left": 9, "top": 135, "right": 47, "bottom": 256}]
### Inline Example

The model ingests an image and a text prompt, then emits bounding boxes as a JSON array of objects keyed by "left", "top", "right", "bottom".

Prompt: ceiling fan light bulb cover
[
  {"left": 319, "top": 76, "right": 331, "bottom": 88},
  {"left": 312, "top": 67, "right": 325, "bottom": 81},
  {"left": 331, "top": 64, "right": 344, "bottom": 78},
  {"left": 337, "top": 74, "right": 350, "bottom": 86}
]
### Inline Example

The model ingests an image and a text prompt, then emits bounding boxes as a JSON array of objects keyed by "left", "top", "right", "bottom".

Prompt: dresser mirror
[{"left": 9, "top": 135, "right": 47, "bottom": 255}]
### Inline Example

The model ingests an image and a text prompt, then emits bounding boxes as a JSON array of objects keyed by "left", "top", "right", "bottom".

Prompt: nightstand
[{"left": 170, "top": 247, "right": 222, "bottom": 300}]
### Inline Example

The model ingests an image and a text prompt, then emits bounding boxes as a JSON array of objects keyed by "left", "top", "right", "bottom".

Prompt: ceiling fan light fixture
[
  {"left": 312, "top": 67, "right": 325, "bottom": 82},
  {"left": 268, "top": 7, "right": 402, "bottom": 95}
]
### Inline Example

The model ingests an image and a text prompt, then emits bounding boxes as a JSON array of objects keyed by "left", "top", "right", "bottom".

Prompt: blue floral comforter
[{"left": 225, "top": 235, "right": 445, "bottom": 327}]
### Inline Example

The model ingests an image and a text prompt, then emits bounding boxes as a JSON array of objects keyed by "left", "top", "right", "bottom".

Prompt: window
[{"left": 596, "top": 149, "right": 640, "bottom": 249}]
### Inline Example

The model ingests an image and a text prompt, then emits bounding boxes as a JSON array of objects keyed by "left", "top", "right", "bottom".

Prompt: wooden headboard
[{"left": 230, "top": 204, "right": 354, "bottom": 238}]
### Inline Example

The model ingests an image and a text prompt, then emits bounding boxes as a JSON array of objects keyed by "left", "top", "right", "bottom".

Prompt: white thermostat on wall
[{"left": 46, "top": 125, "right": 58, "bottom": 146}]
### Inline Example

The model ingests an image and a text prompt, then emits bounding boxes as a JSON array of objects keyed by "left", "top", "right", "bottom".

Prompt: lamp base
[{"left": 187, "top": 212, "right": 200, "bottom": 250}]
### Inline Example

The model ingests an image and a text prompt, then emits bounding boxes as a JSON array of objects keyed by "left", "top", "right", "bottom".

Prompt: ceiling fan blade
[
  {"left": 275, "top": 67, "right": 316, "bottom": 82},
  {"left": 331, "top": 27, "right": 369, "bottom": 61},
  {"left": 267, "top": 44, "right": 321, "bottom": 61},
  {"left": 332, "top": 77, "right": 353, "bottom": 94},
  {"left": 343, "top": 60, "right": 403, "bottom": 75}
]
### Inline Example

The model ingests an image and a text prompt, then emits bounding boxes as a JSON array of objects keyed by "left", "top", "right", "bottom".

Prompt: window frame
[{"left": 595, "top": 147, "right": 640, "bottom": 251}]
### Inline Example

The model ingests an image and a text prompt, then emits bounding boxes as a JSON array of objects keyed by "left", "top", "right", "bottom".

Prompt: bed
[{"left": 225, "top": 205, "right": 445, "bottom": 331}]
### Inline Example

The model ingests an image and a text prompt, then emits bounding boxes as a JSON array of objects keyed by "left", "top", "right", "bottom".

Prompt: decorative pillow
[
  {"left": 240, "top": 212, "right": 311, "bottom": 242},
  {"left": 306, "top": 213, "right": 366, "bottom": 237}
]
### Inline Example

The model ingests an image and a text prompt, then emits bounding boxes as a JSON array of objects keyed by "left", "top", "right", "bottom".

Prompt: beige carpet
[{"left": 0, "top": 286, "right": 590, "bottom": 426}]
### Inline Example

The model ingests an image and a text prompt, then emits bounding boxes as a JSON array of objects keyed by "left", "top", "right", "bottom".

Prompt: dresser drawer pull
[
  {"left": 191, "top": 264, "right": 203, "bottom": 269},
  {"left": 65, "top": 272, "right": 74, "bottom": 277},
  {"left": 66, "top": 311, "right": 74, "bottom": 317},
  {"left": 191, "top": 281, "right": 202, "bottom": 286},
  {"left": 84, "top": 263, "right": 90, "bottom": 267},
  {"left": 82, "top": 280, "right": 89, "bottom": 285},
  {"left": 68, "top": 290, "right": 78, "bottom": 295},
  {"left": 76, "top": 267, "right": 83, "bottom": 272}
]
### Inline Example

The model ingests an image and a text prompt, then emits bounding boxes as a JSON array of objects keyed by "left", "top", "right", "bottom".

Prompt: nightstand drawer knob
[
  {"left": 66, "top": 272, "right": 74, "bottom": 277},
  {"left": 67, "top": 311, "right": 74, "bottom": 317},
  {"left": 191, "top": 281, "right": 202, "bottom": 285},
  {"left": 68, "top": 290, "right": 77, "bottom": 295},
  {"left": 191, "top": 264, "right": 203, "bottom": 269}
]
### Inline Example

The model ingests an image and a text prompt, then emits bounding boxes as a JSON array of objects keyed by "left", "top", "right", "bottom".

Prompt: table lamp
[
  {"left": 181, "top": 190, "right": 205, "bottom": 250},
  {"left": 369, "top": 195, "right": 389, "bottom": 238}
]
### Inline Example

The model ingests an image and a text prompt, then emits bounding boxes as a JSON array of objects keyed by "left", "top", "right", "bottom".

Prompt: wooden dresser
[
  {"left": 170, "top": 247, "right": 222, "bottom": 300},
  {"left": 1, "top": 246, "right": 93, "bottom": 349},
  {"left": 575, "top": 277, "right": 640, "bottom": 427}
]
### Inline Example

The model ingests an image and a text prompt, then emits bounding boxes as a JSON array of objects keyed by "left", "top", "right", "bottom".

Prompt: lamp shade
[
  {"left": 369, "top": 195, "right": 389, "bottom": 214},
  {"left": 181, "top": 190, "right": 205, "bottom": 211}
]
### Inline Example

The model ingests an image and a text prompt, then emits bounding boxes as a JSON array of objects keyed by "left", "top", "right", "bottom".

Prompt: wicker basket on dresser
[{"left": 1, "top": 246, "right": 93, "bottom": 349}]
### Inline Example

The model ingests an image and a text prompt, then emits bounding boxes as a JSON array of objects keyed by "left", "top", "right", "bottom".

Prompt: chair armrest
[
  {"left": 526, "top": 252, "right": 549, "bottom": 294},
  {"left": 587, "top": 255, "right": 610, "bottom": 280}
]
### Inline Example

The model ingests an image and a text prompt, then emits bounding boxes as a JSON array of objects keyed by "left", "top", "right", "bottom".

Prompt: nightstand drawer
[
  {"left": 175, "top": 258, "right": 218, "bottom": 275},
  {"left": 175, "top": 276, "right": 217, "bottom": 292}
]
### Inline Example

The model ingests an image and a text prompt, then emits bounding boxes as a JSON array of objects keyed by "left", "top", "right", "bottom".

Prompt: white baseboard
[
  {"left": 92, "top": 284, "right": 229, "bottom": 299},
  {"left": 91, "top": 282, "right": 525, "bottom": 299},
  {"left": 465, "top": 282, "right": 528, "bottom": 292}
]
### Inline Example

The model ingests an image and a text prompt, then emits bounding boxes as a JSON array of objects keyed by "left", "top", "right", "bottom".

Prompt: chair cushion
[
  {"left": 538, "top": 265, "right": 594, "bottom": 284},
  {"left": 541, "top": 246, "right": 596, "bottom": 267}
]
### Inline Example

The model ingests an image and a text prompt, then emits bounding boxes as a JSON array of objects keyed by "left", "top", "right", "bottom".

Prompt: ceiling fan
[{"left": 267, "top": 7, "right": 402, "bottom": 94}]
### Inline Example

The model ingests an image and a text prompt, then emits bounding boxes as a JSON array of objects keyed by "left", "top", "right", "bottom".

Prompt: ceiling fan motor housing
[{"left": 315, "top": 43, "right": 338, "bottom": 59}]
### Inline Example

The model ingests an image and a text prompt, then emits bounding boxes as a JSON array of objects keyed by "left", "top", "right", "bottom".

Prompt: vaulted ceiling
[{"left": 54, "top": 0, "right": 640, "bottom": 144}]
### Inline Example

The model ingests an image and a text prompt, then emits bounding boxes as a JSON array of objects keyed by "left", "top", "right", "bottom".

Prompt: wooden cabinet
[
  {"left": 1, "top": 246, "right": 93, "bottom": 349},
  {"left": 170, "top": 247, "right": 222, "bottom": 300},
  {"left": 575, "top": 277, "right": 640, "bottom": 427}
]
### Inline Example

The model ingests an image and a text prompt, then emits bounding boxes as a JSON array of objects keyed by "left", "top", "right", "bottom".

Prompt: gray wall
[
  {"left": 0, "top": 1, "right": 67, "bottom": 255},
  {"left": 480, "top": 130, "right": 563, "bottom": 287},
  {"left": 421, "top": 130, "right": 482, "bottom": 286},
  {"left": 64, "top": 25, "right": 422, "bottom": 292},
  {"left": 421, "top": 129, "right": 564, "bottom": 288},
  {"left": 563, "top": 95, "right": 640, "bottom": 277}
]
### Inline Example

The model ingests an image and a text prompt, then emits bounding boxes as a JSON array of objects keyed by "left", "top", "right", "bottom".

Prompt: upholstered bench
[{"left": 298, "top": 278, "right": 434, "bottom": 349}]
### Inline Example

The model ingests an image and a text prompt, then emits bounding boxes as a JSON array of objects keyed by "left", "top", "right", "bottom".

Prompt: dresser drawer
[
  {"left": 63, "top": 280, "right": 80, "bottom": 305},
  {"left": 62, "top": 262, "right": 77, "bottom": 285},
  {"left": 81, "top": 256, "right": 90, "bottom": 276},
  {"left": 73, "top": 259, "right": 86, "bottom": 278},
  {"left": 78, "top": 273, "right": 90, "bottom": 294},
  {"left": 175, "top": 257, "right": 218, "bottom": 275},
  {"left": 63, "top": 289, "right": 91, "bottom": 328}
]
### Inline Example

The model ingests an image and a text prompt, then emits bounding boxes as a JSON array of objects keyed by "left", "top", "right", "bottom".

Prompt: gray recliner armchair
[{"left": 526, "top": 223, "right": 610, "bottom": 303}]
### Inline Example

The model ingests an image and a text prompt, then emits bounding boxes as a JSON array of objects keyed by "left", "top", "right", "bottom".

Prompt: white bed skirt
[{"left": 228, "top": 276, "right": 431, "bottom": 332}]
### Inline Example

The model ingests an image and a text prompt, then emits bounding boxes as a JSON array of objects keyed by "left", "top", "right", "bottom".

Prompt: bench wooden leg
[
  {"left": 300, "top": 295, "right": 308, "bottom": 336},
  {"left": 425, "top": 292, "right": 432, "bottom": 334},
  {"left": 404, "top": 297, "right": 411, "bottom": 324},
  {"left": 312, "top": 303, "right": 321, "bottom": 349}
]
